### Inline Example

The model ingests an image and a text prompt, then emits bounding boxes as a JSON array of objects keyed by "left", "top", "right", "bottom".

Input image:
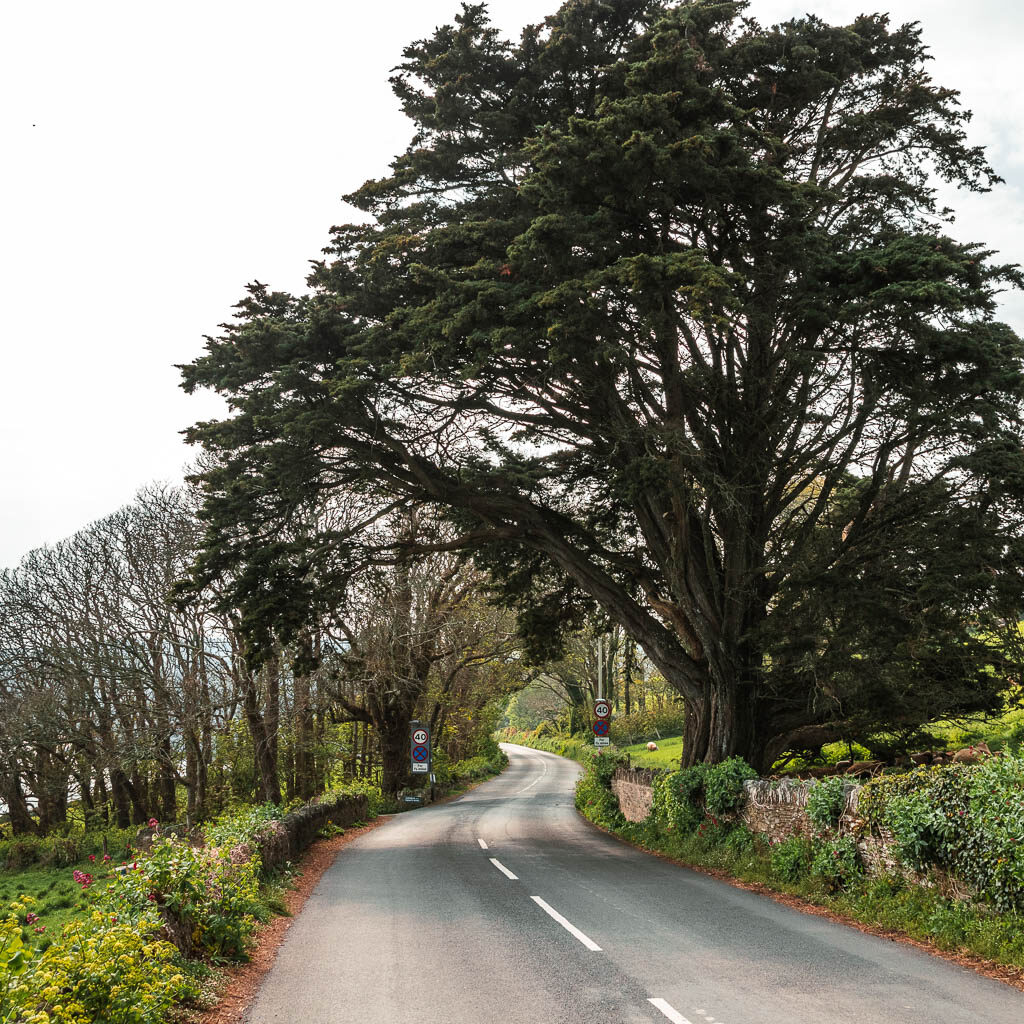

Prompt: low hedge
[{"left": 858, "top": 755, "right": 1024, "bottom": 912}]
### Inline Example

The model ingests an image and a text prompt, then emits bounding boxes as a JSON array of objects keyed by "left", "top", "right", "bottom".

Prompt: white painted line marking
[
  {"left": 530, "top": 896, "right": 602, "bottom": 951},
  {"left": 648, "top": 998, "right": 693, "bottom": 1024},
  {"left": 516, "top": 753, "right": 549, "bottom": 795},
  {"left": 489, "top": 857, "right": 517, "bottom": 879},
  {"left": 477, "top": 838, "right": 488, "bottom": 849}
]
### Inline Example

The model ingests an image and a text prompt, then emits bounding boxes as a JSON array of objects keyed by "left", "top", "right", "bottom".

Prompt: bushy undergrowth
[
  {"left": 651, "top": 757, "right": 756, "bottom": 835},
  {"left": 0, "top": 827, "right": 137, "bottom": 873},
  {"left": 574, "top": 750, "right": 628, "bottom": 828},
  {"left": 1, "top": 899, "right": 196, "bottom": 1024},
  {"left": 203, "top": 803, "right": 282, "bottom": 851},
  {"left": 806, "top": 776, "right": 849, "bottom": 831},
  {"left": 858, "top": 755, "right": 1024, "bottom": 911},
  {"left": 99, "top": 838, "right": 262, "bottom": 961}
]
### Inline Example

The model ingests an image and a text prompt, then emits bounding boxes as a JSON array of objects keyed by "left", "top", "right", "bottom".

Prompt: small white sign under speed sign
[{"left": 412, "top": 728, "right": 428, "bottom": 745}]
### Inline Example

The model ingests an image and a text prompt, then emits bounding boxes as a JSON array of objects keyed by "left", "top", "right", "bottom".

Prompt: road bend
[{"left": 246, "top": 743, "right": 1024, "bottom": 1024}]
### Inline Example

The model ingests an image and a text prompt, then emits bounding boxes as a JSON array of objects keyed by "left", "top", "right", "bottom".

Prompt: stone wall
[
  {"left": 611, "top": 766, "right": 660, "bottom": 822},
  {"left": 232, "top": 793, "right": 369, "bottom": 871},
  {"left": 609, "top": 767, "right": 909, "bottom": 878}
]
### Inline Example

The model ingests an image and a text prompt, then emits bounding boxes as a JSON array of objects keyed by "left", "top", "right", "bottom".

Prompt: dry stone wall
[
  {"left": 611, "top": 767, "right": 659, "bottom": 822},
  {"left": 610, "top": 767, "right": 908, "bottom": 878}
]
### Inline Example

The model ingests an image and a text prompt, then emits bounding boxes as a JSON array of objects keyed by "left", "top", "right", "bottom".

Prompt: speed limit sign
[
  {"left": 412, "top": 728, "right": 428, "bottom": 745},
  {"left": 594, "top": 699, "right": 611, "bottom": 719}
]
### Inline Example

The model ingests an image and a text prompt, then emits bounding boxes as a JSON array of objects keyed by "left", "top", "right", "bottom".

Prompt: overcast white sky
[{"left": 3, "top": 0, "right": 1022, "bottom": 570}]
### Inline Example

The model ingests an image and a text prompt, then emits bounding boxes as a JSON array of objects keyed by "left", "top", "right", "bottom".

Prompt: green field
[
  {"left": 0, "top": 862, "right": 111, "bottom": 949},
  {"left": 621, "top": 735, "right": 684, "bottom": 768}
]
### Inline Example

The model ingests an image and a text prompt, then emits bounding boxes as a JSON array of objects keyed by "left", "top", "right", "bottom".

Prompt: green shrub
[
  {"left": 703, "top": 758, "right": 757, "bottom": 816},
  {"left": 99, "top": 838, "right": 261, "bottom": 961},
  {"left": 573, "top": 750, "right": 627, "bottom": 828},
  {"left": 770, "top": 836, "right": 814, "bottom": 882},
  {"left": 1, "top": 898, "right": 194, "bottom": 1024},
  {"left": 203, "top": 803, "right": 282, "bottom": 851},
  {"left": 806, "top": 776, "right": 848, "bottom": 831},
  {"left": 330, "top": 777, "right": 395, "bottom": 816},
  {"left": 810, "top": 834, "right": 863, "bottom": 890},
  {"left": 860, "top": 755, "right": 1024, "bottom": 911},
  {"left": 654, "top": 766, "right": 706, "bottom": 834},
  {"left": 883, "top": 790, "right": 952, "bottom": 873}
]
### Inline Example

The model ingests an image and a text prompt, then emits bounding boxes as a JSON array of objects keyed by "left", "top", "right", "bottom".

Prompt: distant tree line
[{"left": 0, "top": 484, "right": 522, "bottom": 835}]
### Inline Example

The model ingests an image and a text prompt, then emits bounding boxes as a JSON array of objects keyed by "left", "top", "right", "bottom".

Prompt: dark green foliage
[
  {"left": 653, "top": 765, "right": 706, "bottom": 833},
  {"left": 703, "top": 758, "right": 758, "bottom": 816},
  {"left": 182, "top": 1, "right": 1024, "bottom": 770},
  {"left": 650, "top": 755, "right": 754, "bottom": 831},
  {"left": 859, "top": 756, "right": 1024, "bottom": 912},
  {"left": 810, "top": 834, "right": 863, "bottom": 891},
  {"left": 574, "top": 750, "right": 628, "bottom": 827},
  {"left": 770, "top": 836, "right": 814, "bottom": 883}
]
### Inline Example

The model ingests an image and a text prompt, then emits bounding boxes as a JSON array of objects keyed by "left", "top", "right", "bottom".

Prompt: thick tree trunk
[
  {"left": 156, "top": 732, "right": 176, "bottom": 822},
  {"left": 378, "top": 715, "right": 411, "bottom": 797},
  {"left": 240, "top": 670, "right": 281, "bottom": 805},
  {"left": 110, "top": 768, "right": 133, "bottom": 830},
  {"left": 293, "top": 660, "right": 314, "bottom": 800},
  {"left": 0, "top": 771, "right": 38, "bottom": 835}
]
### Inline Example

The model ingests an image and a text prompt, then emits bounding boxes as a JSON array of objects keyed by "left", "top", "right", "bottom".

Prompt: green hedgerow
[
  {"left": 703, "top": 758, "right": 757, "bottom": 816},
  {"left": 203, "top": 803, "right": 282, "bottom": 850},
  {"left": 99, "top": 838, "right": 261, "bottom": 961},
  {"left": 859, "top": 755, "right": 1024, "bottom": 911}
]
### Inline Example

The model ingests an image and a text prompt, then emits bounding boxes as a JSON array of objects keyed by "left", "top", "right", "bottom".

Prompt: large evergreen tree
[{"left": 183, "top": 1, "right": 1024, "bottom": 769}]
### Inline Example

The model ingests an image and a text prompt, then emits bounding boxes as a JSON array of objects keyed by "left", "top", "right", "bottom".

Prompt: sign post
[
  {"left": 410, "top": 720, "right": 431, "bottom": 776},
  {"left": 593, "top": 699, "right": 611, "bottom": 747}
]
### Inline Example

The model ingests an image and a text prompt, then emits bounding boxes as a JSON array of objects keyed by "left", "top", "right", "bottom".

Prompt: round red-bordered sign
[
  {"left": 593, "top": 719, "right": 610, "bottom": 736},
  {"left": 412, "top": 728, "right": 428, "bottom": 745},
  {"left": 594, "top": 699, "right": 611, "bottom": 719}
]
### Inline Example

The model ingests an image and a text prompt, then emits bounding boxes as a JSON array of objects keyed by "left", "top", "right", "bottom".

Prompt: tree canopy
[{"left": 182, "top": 0, "right": 1024, "bottom": 769}]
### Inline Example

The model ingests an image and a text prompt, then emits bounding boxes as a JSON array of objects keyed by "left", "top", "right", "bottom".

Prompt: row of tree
[{"left": 0, "top": 483, "right": 524, "bottom": 835}]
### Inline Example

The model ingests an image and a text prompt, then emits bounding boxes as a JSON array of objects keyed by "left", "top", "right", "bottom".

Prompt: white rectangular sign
[
  {"left": 594, "top": 736, "right": 610, "bottom": 747},
  {"left": 411, "top": 762, "right": 429, "bottom": 773}
]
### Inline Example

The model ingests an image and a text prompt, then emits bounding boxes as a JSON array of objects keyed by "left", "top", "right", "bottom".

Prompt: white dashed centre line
[
  {"left": 489, "top": 857, "right": 518, "bottom": 879},
  {"left": 477, "top": 838, "right": 488, "bottom": 849},
  {"left": 648, "top": 998, "right": 694, "bottom": 1024},
  {"left": 530, "top": 896, "right": 602, "bottom": 951}
]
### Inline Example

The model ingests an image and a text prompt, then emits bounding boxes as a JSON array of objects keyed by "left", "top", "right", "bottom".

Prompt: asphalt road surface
[{"left": 246, "top": 744, "right": 1024, "bottom": 1023}]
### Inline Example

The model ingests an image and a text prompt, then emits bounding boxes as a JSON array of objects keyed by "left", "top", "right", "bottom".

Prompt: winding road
[{"left": 246, "top": 743, "right": 1024, "bottom": 1023}]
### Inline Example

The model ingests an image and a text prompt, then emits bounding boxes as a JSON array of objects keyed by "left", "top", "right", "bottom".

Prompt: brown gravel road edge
[
  {"left": 183, "top": 817, "right": 391, "bottom": 1024},
  {"left": 579, "top": 810, "right": 1024, "bottom": 994}
]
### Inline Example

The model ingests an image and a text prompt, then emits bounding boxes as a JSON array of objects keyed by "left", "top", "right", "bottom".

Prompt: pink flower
[
  {"left": 25, "top": 912, "right": 38, "bottom": 924},
  {"left": 33, "top": 926, "right": 45, "bottom": 934},
  {"left": 148, "top": 818, "right": 159, "bottom": 829},
  {"left": 103, "top": 853, "right": 111, "bottom": 862},
  {"left": 88, "top": 854, "right": 95, "bottom": 862},
  {"left": 147, "top": 892, "right": 157, "bottom": 902}
]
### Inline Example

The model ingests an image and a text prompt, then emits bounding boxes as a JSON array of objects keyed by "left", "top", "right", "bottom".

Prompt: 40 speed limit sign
[
  {"left": 594, "top": 699, "right": 611, "bottom": 719},
  {"left": 410, "top": 721, "right": 430, "bottom": 774}
]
